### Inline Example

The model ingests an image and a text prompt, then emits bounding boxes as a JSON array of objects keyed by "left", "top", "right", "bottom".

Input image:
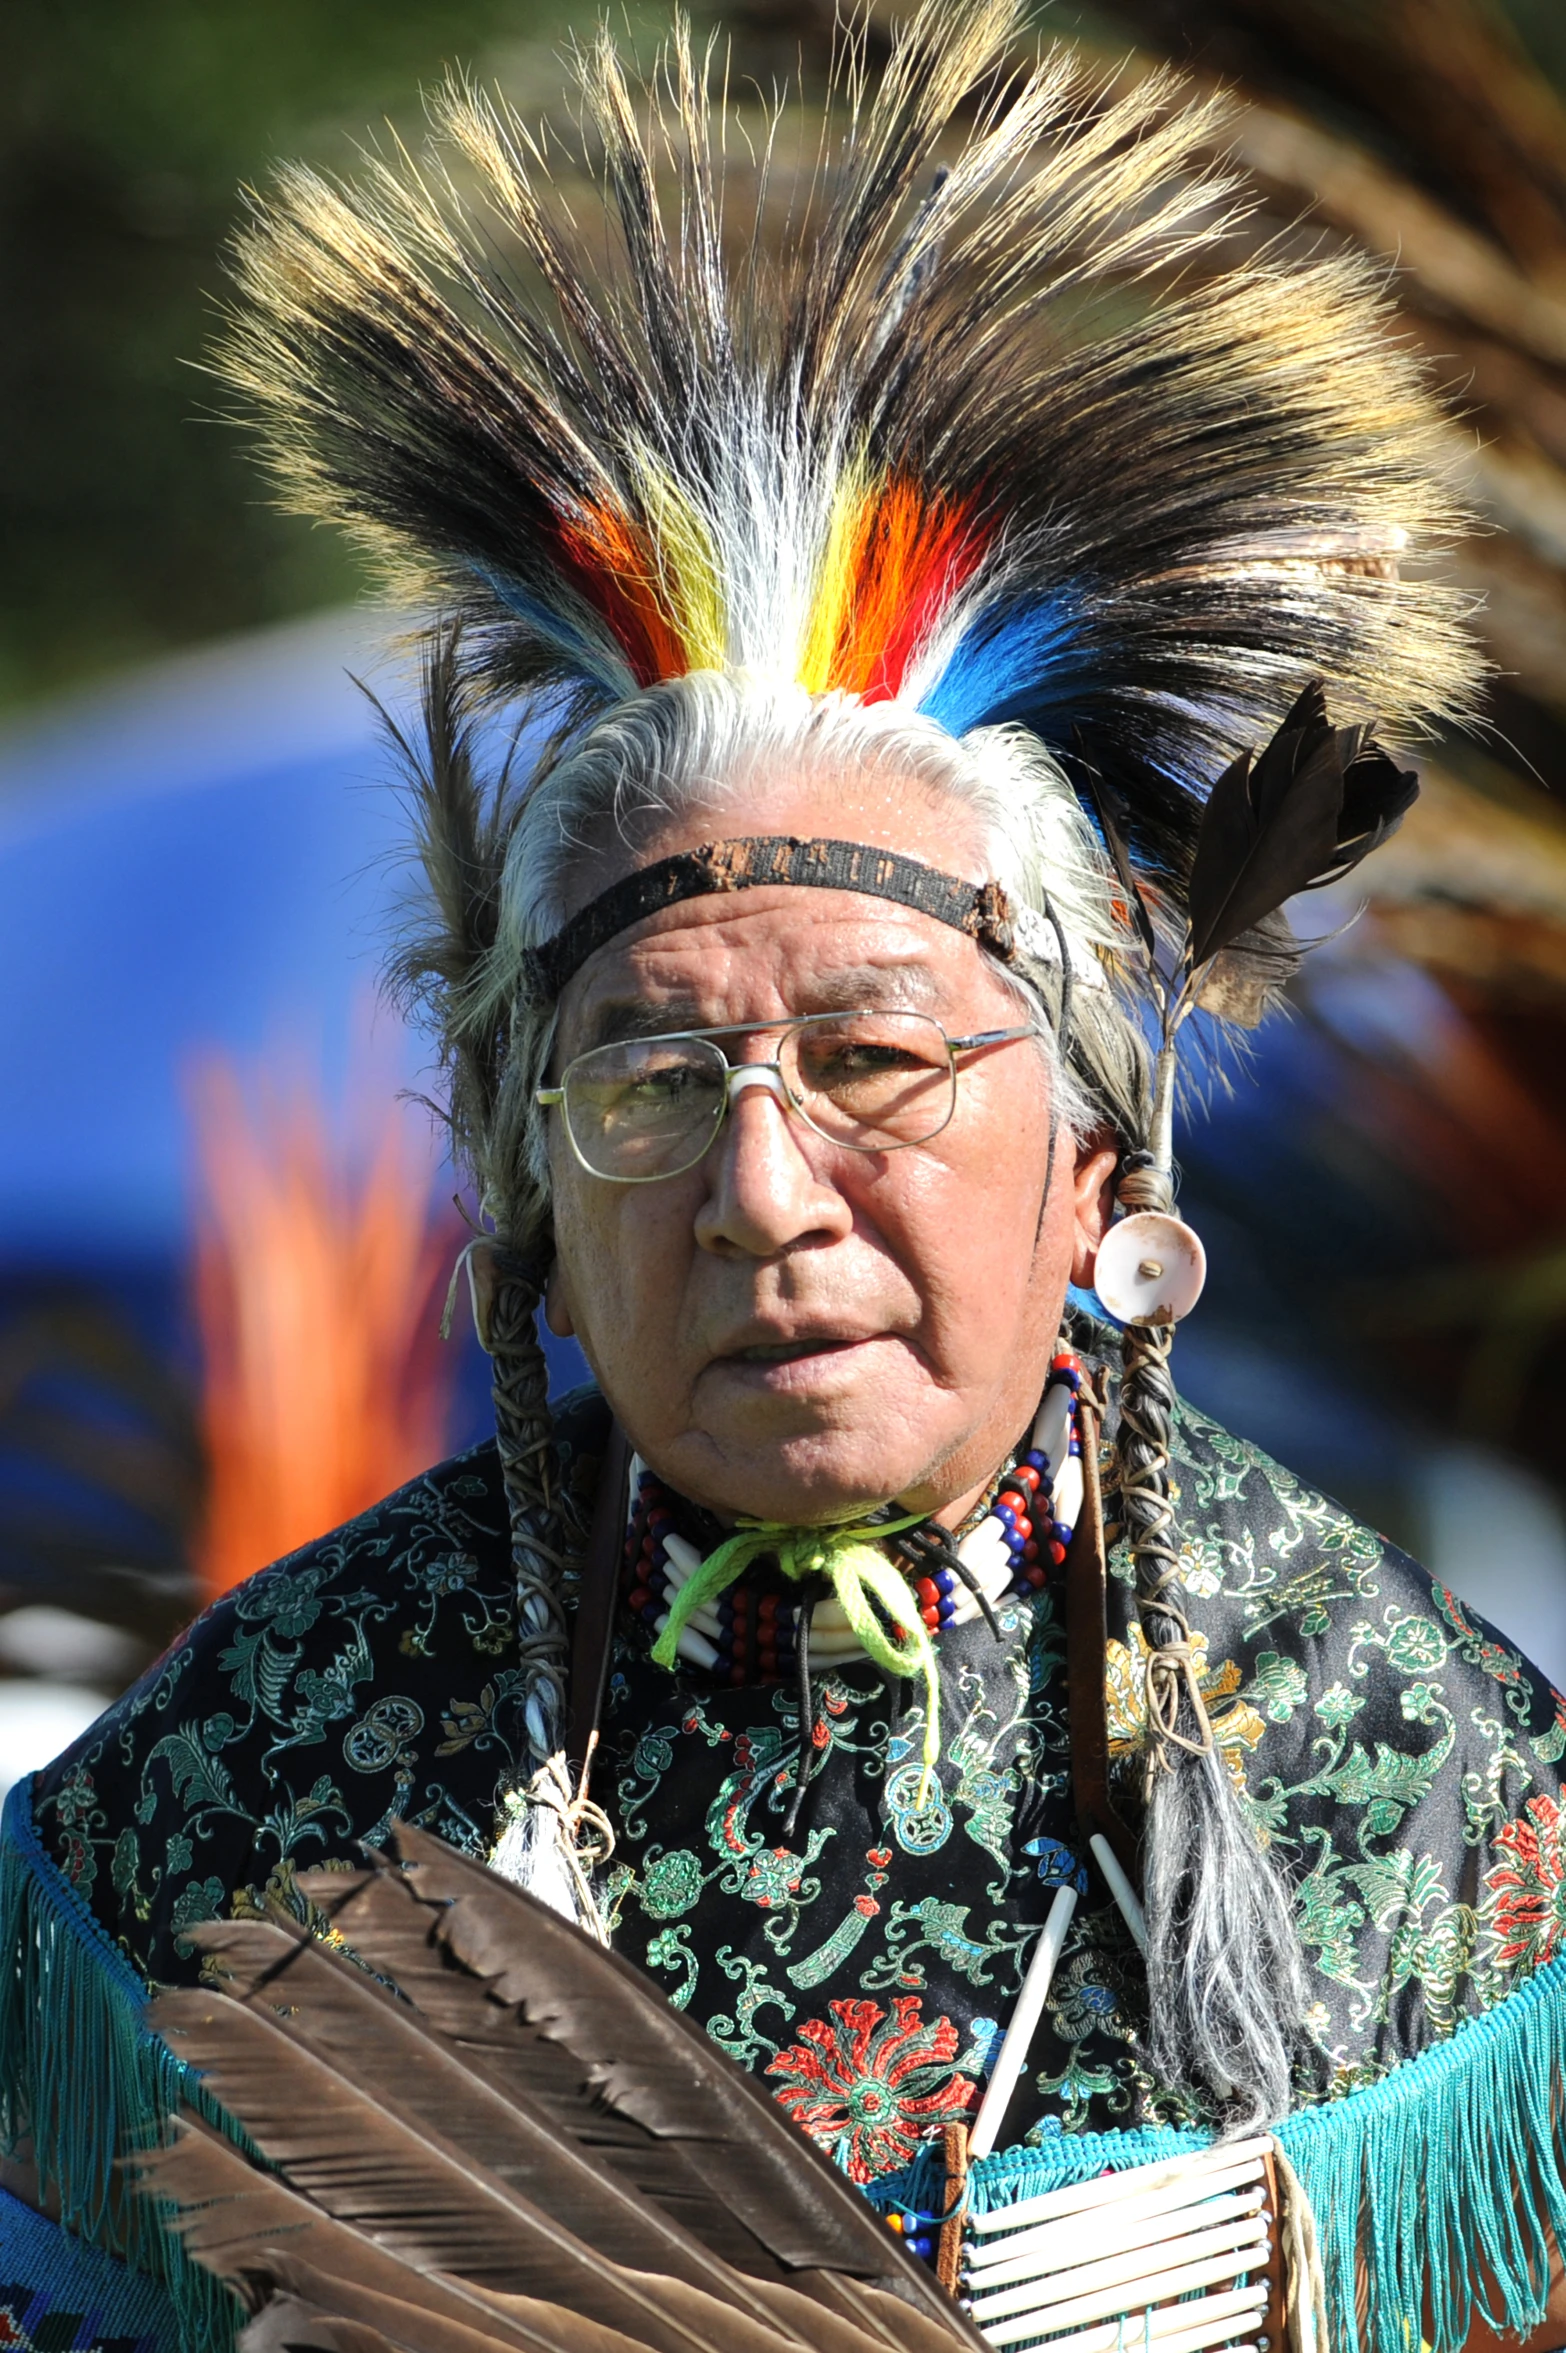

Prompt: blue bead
[
  {"left": 909, "top": 2235, "right": 935, "bottom": 2261},
  {"left": 1054, "top": 1521, "right": 1074, "bottom": 1544},
  {"left": 1025, "top": 1448, "right": 1046, "bottom": 1470},
  {"left": 934, "top": 1567, "right": 955, "bottom": 1593},
  {"left": 938, "top": 1601, "right": 957, "bottom": 1624}
]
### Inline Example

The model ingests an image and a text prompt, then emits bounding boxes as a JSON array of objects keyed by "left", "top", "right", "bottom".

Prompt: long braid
[
  {"left": 1115, "top": 1162, "right": 1309, "bottom": 2132},
  {"left": 482, "top": 1250, "right": 612, "bottom": 1937}
]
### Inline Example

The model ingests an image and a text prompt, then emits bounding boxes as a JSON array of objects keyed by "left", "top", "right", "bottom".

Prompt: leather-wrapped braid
[
  {"left": 1115, "top": 1167, "right": 1308, "bottom": 2132},
  {"left": 486, "top": 1254, "right": 569, "bottom": 1763},
  {"left": 484, "top": 1251, "right": 614, "bottom": 1937}
]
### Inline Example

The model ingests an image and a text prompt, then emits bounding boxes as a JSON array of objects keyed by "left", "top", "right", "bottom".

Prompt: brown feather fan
[{"left": 136, "top": 1826, "right": 980, "bottom": 2353}]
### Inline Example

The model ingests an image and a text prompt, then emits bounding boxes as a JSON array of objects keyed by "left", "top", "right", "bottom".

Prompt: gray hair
[{"left": 460, "top": 671, "right": 1149, "bottom": 1249}]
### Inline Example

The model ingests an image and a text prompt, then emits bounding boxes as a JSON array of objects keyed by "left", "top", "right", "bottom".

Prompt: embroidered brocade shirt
[{"left": 28, "top": 1362, "right": 1566, "bottom": 2181}]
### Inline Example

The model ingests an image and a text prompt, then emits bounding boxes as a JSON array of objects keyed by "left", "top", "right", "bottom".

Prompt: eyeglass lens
[{"left": 561, "top": 1011, "right": 959, "bottom": 1180}]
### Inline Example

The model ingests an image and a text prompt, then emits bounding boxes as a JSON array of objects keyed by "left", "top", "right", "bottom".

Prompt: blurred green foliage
[{"left": 0, "top": 0, "right": 578, "bottom": 712}]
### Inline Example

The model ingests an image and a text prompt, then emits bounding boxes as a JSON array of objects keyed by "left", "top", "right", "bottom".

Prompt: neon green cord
[{"left": 649, "top": 1512, "right": 942, "bottom": 1800}]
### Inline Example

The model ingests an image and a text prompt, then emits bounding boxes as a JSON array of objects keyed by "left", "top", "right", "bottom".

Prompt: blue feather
[
  {"left": 918, "top": 595, "right": 1087, "bottom": 738},
  {"left": 476, "top": 567, "right": 637, "bottom": 700}
]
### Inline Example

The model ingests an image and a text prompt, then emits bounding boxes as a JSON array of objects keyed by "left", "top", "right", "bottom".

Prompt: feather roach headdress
[{"left": 217, "top": 0, "right": 1477, "bottom": 904}]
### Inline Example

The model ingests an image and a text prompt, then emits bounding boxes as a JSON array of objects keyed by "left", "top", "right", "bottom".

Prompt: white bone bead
[
  {"left": 650, "top": 1610, "right": 719, "bottom": 1671},
  {"left": 660, "top": 1531, "right": 704, "bottom": 1585},
  {"left": 1051, "top": 1453, "right": 1084, "bottom": 1533},
  {"left": 1033, "top": 1382, "right": 1073, "bottom": 1472}
]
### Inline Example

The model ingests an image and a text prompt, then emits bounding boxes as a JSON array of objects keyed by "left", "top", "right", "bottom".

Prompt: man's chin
[{"left": 668, "top": 1421, "right": 938, "bottom": 1528}]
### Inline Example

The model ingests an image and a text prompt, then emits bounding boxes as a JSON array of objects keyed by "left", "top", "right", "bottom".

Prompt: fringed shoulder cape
[{"left": 5, "top": 1344, "right": 1566, "bottom": 2353}]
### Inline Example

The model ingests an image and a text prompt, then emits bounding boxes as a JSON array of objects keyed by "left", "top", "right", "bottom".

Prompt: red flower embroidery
[
  {"left": 766, "top": 1994, "right": 975, "bottom": 2183},
  {"left": 1486, "top": 1792, "right": 1566, "bottom": 1970}
]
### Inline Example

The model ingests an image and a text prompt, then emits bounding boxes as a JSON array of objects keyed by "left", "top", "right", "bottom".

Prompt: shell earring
[{"left": 1091, "top": 1209, "right": 1206, "bottom": 1326}]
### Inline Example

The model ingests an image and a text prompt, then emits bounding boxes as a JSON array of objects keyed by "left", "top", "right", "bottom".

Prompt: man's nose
[{"left": 692, "top": 1066, "right": 852, "bottom": 1257}]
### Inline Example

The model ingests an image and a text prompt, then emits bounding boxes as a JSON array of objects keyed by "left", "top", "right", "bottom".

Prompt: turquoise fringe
[
  {"left": 874, "top": 1951, "right": 1566, "bottom": 2353},
  {"left": 1279, "top": 1953, "right": 1566, "bottom": 2353},
  {"left": 0, "top": 1775, "right": 244, "bottom": 2353}
]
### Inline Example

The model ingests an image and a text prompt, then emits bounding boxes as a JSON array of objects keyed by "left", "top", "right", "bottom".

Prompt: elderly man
[{"left": 5, "top": 6, "right": 1566, "bottom": 2353}]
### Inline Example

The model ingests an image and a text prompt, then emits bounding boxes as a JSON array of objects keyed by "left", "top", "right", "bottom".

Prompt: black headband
[{"left": 524, "top": 836, "right": 1021, "bottom": 998}]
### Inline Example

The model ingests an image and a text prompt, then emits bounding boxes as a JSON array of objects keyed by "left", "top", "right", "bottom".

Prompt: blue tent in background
[{"left": 0, "top": 608, "right": 584, "bottom": 1406}]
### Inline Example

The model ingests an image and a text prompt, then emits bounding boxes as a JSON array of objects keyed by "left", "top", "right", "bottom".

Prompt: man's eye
[
  {"left": 826, "top": 1043, "right": 923, "bottom": 1075},
  {"left": 629, "top": 1063, "right": 702, "bottom": 1098}
]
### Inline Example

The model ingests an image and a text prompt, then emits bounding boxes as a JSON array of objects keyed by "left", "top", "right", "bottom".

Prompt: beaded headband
[{"left": 524, "top": 835, "right": 1025, "bottom": 997}]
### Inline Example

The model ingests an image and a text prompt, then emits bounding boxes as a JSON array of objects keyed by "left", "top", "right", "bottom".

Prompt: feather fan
[{"left": 138, "top": 1830, "right": 979, "bottom": 2353}]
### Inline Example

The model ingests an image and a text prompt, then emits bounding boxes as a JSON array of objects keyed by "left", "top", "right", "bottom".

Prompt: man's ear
[
  {"left": 1070, "top": 1134, "right": 1121, "bottom": 1290},
  {"left": 544, "top": 1255, "right": 577, "bottom": 1339}
]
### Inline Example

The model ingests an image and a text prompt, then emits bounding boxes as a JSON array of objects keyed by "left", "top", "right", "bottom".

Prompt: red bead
[
  {"left": 627, "top": 1585, "right": 650, "bottom": 1612},
  {"left": 1023, "top": 1540, "right": 1039, "bottom": 1563},
  {"left": 731, "top": 1666, "right": 748, "bottom": 1687},
  {"left": 731, "top": 1590, "right": 749, "bottom": 1616},
  {"left": 915, "top": 1577, "right": 939, "bottom": 1605},
  {"left": 1027, "top": 1565, "right": 1047, "bottom": 1588},
  {"left": 1048, "top": 1538, "right": 1067, "bottom": 1565},
  {"left": 759, "top": 1594, "right": 779, "bottom": 1622},
  {"left": 1012, "top": 1515, "right": 1033, "bottom": 1542},
  {"left": 1051, "top": 1349, "right": 1081, "bottom": 1373},
  {"left": 920, "top": 1606, "right": 940, "bottom": 1630},
  {"left": 1016, "top": 1463, "right": 1041, "bottom": 1493}
]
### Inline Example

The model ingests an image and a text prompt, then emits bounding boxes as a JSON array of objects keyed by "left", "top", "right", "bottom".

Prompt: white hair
[{"left": 463, "top": 673, "right": 1149, "bottom": 1240}]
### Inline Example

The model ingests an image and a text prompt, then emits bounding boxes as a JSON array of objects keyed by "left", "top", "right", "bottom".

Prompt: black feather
[
  {"left": 1185, "top": 680, "right": 1419, "bottom": 972},
  {"left": 1191, "top": 908, "right": 1303, "bottom": 1029}
]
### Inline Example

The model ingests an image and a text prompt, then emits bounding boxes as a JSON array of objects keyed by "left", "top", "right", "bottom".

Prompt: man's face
[{"left": 544, "top": 767, "right": 1115, "bottom": 1526}]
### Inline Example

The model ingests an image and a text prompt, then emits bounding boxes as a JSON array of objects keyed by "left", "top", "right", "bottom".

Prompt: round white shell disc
[{"left": 1093, "top": 1210, "right": 1207, "bottom": 1326}]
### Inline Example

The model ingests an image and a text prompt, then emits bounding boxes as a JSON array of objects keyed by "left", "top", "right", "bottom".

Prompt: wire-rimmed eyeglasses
[{"left": 535, "top": 1009, "right": 1038, "bottom": 1183}]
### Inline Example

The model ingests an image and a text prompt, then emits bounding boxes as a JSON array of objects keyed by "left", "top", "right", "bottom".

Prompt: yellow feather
[
  {"left": 627, "top": 448, "right": 727, "bottom": 673},
  {"left": 799, "top": 466, "right": 876, "bottom": 694}
]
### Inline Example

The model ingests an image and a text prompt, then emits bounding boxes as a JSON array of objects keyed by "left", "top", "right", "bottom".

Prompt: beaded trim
[{"left": 621, "top": 1350, "right": 1084, "bottom": 1682}]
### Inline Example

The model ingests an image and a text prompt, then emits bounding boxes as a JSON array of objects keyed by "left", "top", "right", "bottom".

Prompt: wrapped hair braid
[
  {"left": 1115, "top": 1164, "right": 1308, "bottom": 2132},
  {"left": 483, "top": 1251, "right": 613, "bottom": 1938},
  {"left": 485, "top": 1254, "right": 568, "bottom": 1757}
]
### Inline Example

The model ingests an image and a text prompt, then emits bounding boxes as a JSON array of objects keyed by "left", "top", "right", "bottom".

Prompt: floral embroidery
[
  {"left": 767, "top": 1994, "right": 975, "bottom": 2181},
  {"left": 1484, "top": 1792, "right": 1566, "bottom": 1972}
]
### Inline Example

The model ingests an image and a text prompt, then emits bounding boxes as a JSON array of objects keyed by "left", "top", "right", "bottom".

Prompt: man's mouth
[{"left": 731, "top": 1338, "right": 858, "bottom": 1364}]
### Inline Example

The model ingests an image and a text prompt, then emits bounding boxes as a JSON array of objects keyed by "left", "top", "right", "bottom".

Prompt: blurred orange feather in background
[{"left": 189, "top": 1049, "right": 457, "bottom": 1603}]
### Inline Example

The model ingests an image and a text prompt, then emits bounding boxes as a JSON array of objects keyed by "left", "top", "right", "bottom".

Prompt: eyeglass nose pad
[{"left": 725, "top": 1063, "right": 790, "bottom": 1105}]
